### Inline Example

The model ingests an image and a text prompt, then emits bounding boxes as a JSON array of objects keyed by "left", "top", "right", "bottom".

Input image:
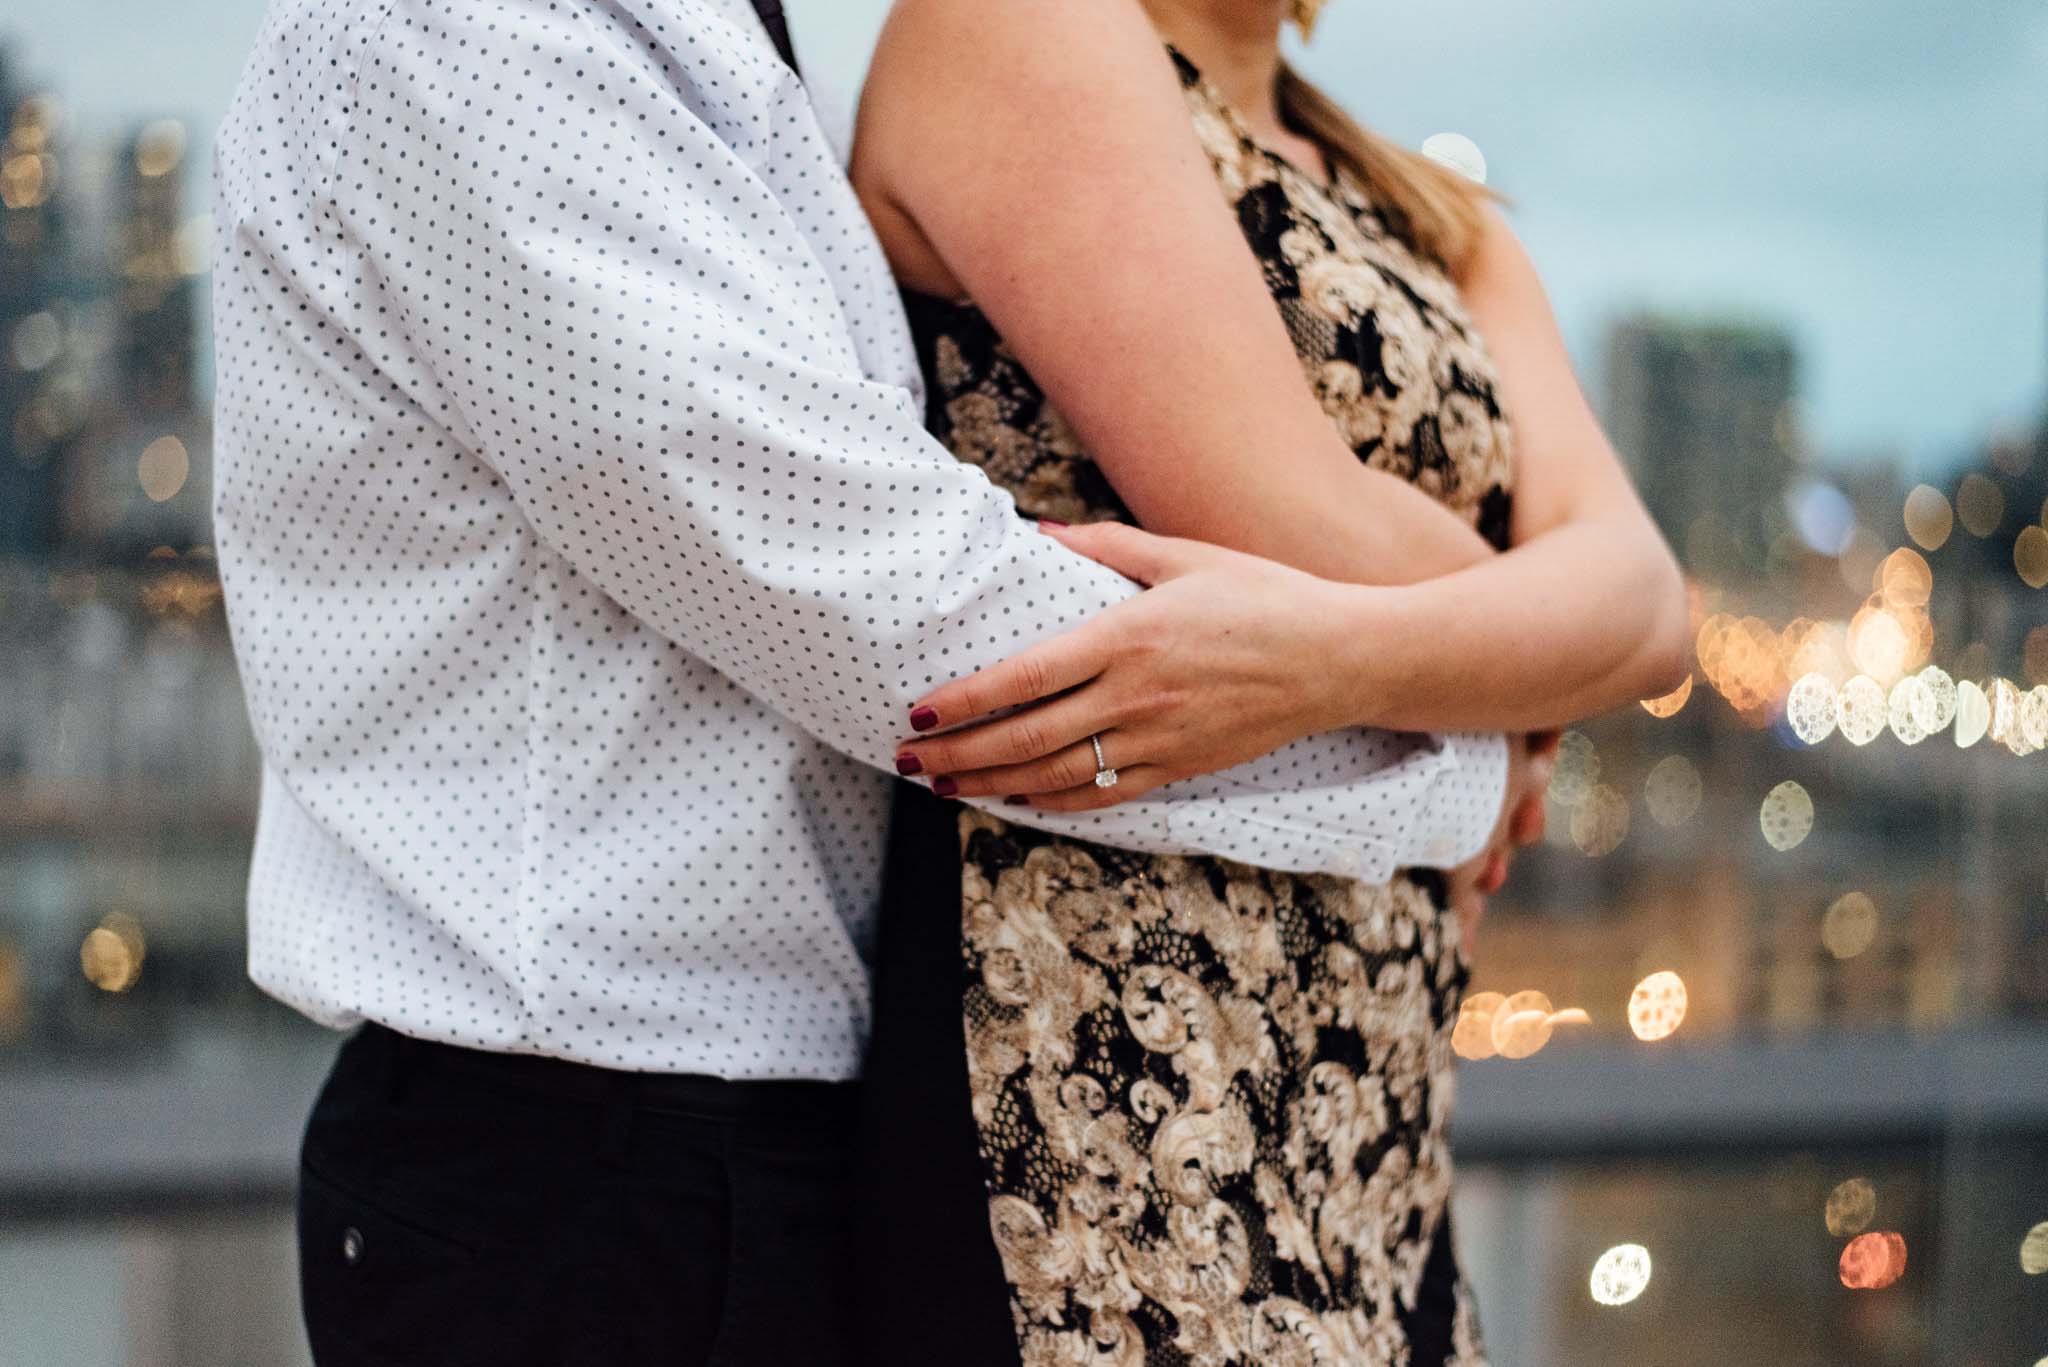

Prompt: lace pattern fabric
[{"left": 906, "top": 49, "right": 1517, "bottom": 1365}]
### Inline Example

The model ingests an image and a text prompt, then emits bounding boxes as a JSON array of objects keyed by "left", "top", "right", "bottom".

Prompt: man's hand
[
  {"left": 1447, "top": 729, "right": 1560, "bottom": 949},
  {"left": 893, "top": 521, "right": 1371, "bottom": 810}
]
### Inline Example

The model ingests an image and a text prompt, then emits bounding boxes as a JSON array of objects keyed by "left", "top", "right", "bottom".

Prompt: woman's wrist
[{"left": 1313, "top": 580, "right": 1411, "bottom": 733}]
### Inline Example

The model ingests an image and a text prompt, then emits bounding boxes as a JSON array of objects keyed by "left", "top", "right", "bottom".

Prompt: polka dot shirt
[{"left": 210, "top": 0, "right": 1507, "bottom": 1079}]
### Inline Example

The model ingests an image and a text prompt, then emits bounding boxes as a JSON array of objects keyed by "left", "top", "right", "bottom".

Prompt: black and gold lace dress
[{"left": 857, "top": 51, "right": 1514, "bottom": 1367}]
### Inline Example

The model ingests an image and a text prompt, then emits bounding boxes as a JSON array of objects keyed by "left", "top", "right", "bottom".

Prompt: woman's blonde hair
[{"left": 1276, "top": 63, "right": 1493, "bottom": 271}]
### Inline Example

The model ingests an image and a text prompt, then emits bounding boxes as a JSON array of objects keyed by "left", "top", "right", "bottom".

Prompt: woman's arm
[
  {"left": 1048, "top": 205, "right": 1689, "bottom": 735},
  {"left": 1309, "top": 204, "right": 1692, "bottom": 732},
  {"left": 870, "top": 2, "right": 1688, "bottom": 792},
  {"left": 898, "top": 208, "right": 1689, "bottom": 795},
  {"left": 852, "top": 0, "right": 1496, "bottom": 588}
]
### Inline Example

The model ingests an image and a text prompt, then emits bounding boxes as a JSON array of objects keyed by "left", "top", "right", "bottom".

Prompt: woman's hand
[
  {"left": 1446, "top": 729, "right": 1560, "bottom": 950},
  {"left": 894, "top": 522, "right": 1370, "bottom": 811}
]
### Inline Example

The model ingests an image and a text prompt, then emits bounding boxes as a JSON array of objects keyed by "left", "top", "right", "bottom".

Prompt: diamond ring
[{"left": 1090, "top": 734, "right": 1119, "bottom": 789}]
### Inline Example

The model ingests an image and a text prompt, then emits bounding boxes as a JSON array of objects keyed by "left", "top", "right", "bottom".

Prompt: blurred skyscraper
[
  {"left": 0, "top": 48, "right": 209, "bottom": 563},
  {"left": 1, "top": 46, "right": 74, "bottom": 555},
  {"left": 112, "top": 123, "right": 197, "bottom": 417},
  {"left": 75, "top": 117, "right": 212, "bottom": 557},
  {"left": 1604, "top": 315, "right": 1801, "bottom": 588}
]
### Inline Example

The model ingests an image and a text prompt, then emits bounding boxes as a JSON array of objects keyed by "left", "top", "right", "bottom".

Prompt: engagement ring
[{"left": 1091, "top": 734, "right": 1119, "bottom": 789}]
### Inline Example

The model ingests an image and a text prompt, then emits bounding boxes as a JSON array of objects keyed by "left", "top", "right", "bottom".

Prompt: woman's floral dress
[{"left": 896, "top": 50, "right": 1516, "bottom": 1366}]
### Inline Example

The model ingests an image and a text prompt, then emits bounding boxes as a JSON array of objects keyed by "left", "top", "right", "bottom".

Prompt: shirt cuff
[
  {"left": 1155, "top": 729, "right": 1501, "bottom": 882},
  {"left": 1395, "top": 731, "right": 1509, "bottom": 871}
]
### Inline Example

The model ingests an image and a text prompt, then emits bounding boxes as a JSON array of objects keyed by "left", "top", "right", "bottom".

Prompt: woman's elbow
[{"left": 1631, "top": 539, "right": 1692, "bottom": 698}]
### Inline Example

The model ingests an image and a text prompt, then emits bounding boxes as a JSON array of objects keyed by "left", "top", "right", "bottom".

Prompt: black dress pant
[{"left": 297, "top": 1023, "right": 858, "bottom": 1367}]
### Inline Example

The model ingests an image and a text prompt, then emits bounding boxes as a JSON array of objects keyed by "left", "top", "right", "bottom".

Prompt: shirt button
[{"left": 341, "top": 1227, "right": 365, "bottom": 1266}]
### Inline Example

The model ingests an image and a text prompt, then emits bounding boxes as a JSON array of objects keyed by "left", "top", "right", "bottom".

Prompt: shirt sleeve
[{"left": 323, "top": 0, "right": 1503, "bottom": 881}]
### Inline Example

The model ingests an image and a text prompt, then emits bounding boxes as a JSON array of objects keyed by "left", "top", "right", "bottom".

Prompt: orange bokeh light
[{"left": 1838, "top": 1231, "right": 1907, "bottom": 1290}]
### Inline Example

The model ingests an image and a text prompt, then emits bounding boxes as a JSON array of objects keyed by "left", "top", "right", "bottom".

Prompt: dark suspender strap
[{"left": 750, "top": 0, "right": 802, "bottom": 77}]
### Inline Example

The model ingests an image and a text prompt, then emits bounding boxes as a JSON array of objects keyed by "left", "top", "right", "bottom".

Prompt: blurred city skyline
[
  {"left": 6, "top": 6, "right": 2048, "bottom": 1361},
  {"left": 4, "top": 0, "right": 2046, "bottom": 478}
]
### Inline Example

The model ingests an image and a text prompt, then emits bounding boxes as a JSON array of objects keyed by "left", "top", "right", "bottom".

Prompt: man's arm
[{"left": 306, "top": 0, "right": 1498, "bottom": 878}]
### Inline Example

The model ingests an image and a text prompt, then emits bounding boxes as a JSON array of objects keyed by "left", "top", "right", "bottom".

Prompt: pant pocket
[{"left": 298, "top": 1161, "right": 484, "bottom": 1367}]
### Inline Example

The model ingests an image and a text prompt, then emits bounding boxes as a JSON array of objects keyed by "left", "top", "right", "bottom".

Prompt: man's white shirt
[{"left": 211, "top": 0, "right": 1507, "bottom": 1079}]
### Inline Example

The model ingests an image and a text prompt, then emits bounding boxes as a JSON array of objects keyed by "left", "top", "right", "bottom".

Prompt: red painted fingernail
[
  {"left": 909, "top": 706, "right": 939, "bottom": 732},
  {"left": 1038, "top": 519, "right": 1069, "bottom": 530},
  {"left": 933, "top": 776, "right": 959, "bottom": 798},
  {"left": 895, "top": 752, "right": 923, "bottom": 777},
  {"left": 1004, "top": 795, "right": 1030, "bottom": 807}
]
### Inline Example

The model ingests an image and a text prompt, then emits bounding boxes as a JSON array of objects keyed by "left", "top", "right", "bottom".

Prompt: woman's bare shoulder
[
  {"left": 857, "top": 0, "right": 1181, "bottom": 159},
  {"left": 852, "top": 0, "right": 1188, "bottom": 296},
  {"left": 866, "top": 0, "right": 1164, "bottom": 78}
]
